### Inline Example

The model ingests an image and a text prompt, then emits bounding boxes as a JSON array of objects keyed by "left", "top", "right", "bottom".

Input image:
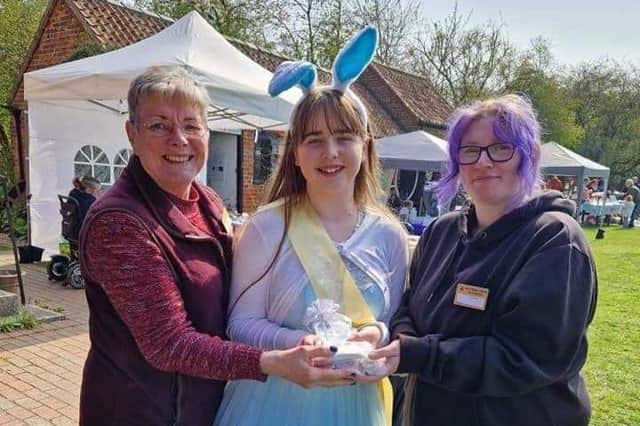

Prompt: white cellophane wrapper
[{"left": 303, "top": 299, "right": 386, "bottom": 375}]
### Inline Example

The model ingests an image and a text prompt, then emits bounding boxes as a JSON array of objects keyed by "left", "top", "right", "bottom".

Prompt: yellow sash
[
  {"left": 284, "top": 198, "right": 393, "bottom": 426},
  {"left": 221, "top": 208, "right": 233, "bottom": 235}
]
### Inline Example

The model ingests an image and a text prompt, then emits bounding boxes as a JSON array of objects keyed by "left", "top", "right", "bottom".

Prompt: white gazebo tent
[
  {"left": 376, "top": 130, "right": 449, "bottom": 171},
  {"left": 376, "top": 130, "right": 450, "bottom": 220},
  {"left": 540, "top": 141, "right": 610, "bottom": 202},
  {"left": 376, "top": 129, "right": 449, "bottom": 198},
  {"left": 23, "top": 11, "right": 300, "bottom": 255}
]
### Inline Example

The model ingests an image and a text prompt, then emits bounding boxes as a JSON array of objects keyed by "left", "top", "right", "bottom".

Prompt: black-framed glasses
[{"left": 458, "top": 143, "right": 515, "bottom": 165}]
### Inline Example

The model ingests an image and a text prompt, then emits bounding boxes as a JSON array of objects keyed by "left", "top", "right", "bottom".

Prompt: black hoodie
[{"left": 392, "top": 191, "right": 597, "bottom": 426}]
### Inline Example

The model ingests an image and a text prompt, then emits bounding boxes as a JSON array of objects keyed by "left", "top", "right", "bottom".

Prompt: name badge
[{"left": 453, "top": 283, "right": 489, "bottom": 311}]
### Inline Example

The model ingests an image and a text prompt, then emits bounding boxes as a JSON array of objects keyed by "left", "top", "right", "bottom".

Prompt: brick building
[{"left": 7, "top": 0, "right": 452, "bottom": 213}]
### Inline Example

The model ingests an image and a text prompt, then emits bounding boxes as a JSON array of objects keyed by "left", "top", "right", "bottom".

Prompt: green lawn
[{"left": 582, "top": 226, "right": 640, "bottom": 426}]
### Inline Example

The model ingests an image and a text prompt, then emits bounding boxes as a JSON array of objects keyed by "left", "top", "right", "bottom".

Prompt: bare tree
[
  {"left": 409, "top": 3, "right": 516, "bottom": 106},
  {"left": 137, "top": 0, "right": 423, "bottom": 70},
  {"left": 273, "top": 0, "right": 421, "bottom": 69},
  {"left": 350, "top": 0, "right": 420, "bottom": 67},
  {"left": 314, "top": 0, "right": 355, "bottom": 67},
  {"left": 272, "top": 0, "right": 329, "bottom": 65},
  {"left": 135, "top": 0, "right": 280, "bottom": 44}
]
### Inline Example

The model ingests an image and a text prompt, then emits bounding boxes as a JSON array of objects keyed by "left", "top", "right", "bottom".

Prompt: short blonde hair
[{"left": 127, "top": 66, "right": 210, "bottom": 122}]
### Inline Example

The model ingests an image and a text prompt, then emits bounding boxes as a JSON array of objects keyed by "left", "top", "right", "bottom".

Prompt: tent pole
[{"left": 577, "top": 171, "right": 584, "bottom": 221}]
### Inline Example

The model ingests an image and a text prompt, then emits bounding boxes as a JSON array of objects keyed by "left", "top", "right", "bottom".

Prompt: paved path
[{"left": 0, "top": 251, "right": 89, "bottom": 426}]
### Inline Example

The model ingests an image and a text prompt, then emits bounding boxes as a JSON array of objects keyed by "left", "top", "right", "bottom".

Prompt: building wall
[
  {"left": 240, "top": 129, "right": 265, "bottom": 212},
  {"left": 12, "top": 0, "right": 88, "bottom": 109}
]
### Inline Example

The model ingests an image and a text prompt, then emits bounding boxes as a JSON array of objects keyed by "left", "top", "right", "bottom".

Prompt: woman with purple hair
[{"left": 358, "top": 95, "right": 598, "bottom": 426}]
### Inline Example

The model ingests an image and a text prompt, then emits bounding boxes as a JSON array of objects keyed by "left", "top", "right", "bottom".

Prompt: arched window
[
  {"left": 113, "top": 148, "right": 132, "bottom": 180},
  {"left": 74, "top": 145, "right": 111, "bottom": 184}
]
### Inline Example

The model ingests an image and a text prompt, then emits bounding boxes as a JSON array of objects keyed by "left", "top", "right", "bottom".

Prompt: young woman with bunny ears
[{"left": 213, "top": 27, "right": 408, "bottom": 426}]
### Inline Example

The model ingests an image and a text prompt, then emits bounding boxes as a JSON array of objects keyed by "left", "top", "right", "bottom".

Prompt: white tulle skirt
[{"left": 214, "top": 376, "right": 384, "bottom": 426}]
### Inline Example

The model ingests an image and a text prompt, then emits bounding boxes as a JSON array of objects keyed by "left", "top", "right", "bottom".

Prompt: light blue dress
[{"left": 213, "top": 256, "right": 386, "bottom": 426}]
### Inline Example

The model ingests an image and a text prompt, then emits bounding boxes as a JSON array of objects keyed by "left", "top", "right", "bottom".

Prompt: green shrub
[{"left": 0, "top": 309, "right": 38, "bottom": 333}]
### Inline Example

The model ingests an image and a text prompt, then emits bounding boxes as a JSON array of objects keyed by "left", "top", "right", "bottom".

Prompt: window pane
[
  {"left": 113, "top": 166, "right": 126, "bottom": 179},
  {"left": 81, "top": 145, "right": 92, "bottom": 159},
  {"left": 74, "top": 164, "right": 91, "bottom": 177},
  {"left": 114, "top": 149, "right": 132, "bottom": 165},
  {"left": 75, "top": 149, "right": 90, "bottom": 162},
  {"left": 95, "top": 151, "right": 109, "bottom": 164},
  {"left": 94, "top": 165, "right": 111, "bottom": 183}
]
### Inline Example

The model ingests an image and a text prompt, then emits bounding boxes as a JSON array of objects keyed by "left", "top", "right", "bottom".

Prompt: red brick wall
[
  {"left": 240, "top": 129, "right": 289, "bottom": 213},
  {"left": 240, "top": 129, "right": 264, "bottom": 212},
  {"left": 13, "top": 0, "right": 89, "bottom": 108},
  {"left": 10, "top": 0, "right": 90, "bottom": 180},
  {"left": 359, "top": 67, "right": 415, "bottom": 132}
]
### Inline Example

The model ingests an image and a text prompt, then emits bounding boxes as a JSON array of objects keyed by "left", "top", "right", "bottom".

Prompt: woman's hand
[
  {"left": 298, "top": 335, "right": 333, "bottom": 367},
  {"left": 299, "top": 334, "right": 323, "bottom": 347},
  {"left": 347, "top": 325, "right": 382, "bottom": 348},
  {"left": 260, "top": 346, "right": 354, "bottom": 388},
  {"left": 352, "top": 339, "right": 400, "bottom": 383}
]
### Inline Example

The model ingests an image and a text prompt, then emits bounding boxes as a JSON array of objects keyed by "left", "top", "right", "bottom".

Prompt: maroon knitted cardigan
[{"left": 79, "top": 155, "right": 265, "bottom": 426}]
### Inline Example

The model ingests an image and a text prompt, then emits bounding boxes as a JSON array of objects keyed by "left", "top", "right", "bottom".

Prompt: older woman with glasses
[
  {"left": 361, "top": 95, "right": 598, "bottom": 426},
  {"left": 78, "top": 66, "right": 353, "bottom": 426}
]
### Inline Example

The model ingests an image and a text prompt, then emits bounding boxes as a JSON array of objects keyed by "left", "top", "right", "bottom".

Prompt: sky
[{"left": 421, "top": 0, "right": 640, "bottom": 66}]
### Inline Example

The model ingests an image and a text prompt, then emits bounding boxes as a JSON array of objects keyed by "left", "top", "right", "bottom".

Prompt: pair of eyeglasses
[
  {"left": 458, "top": 143, "right": 515, "bottom": 165},
  {"left": 137, "top": 119, "right": 206, "bottom": 138}
]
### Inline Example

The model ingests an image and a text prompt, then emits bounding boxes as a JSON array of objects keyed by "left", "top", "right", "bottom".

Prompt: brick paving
[{"left": 0, "top": 251, "right": 89, "bottom": 426}]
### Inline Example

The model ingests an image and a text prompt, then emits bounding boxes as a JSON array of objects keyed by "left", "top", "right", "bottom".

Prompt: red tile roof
[
  {"left": 68, "top": 0, "right": 169, "bottom": 47},
  {"left": 370, "top": 62, "right": 451, "bottom": 128}
]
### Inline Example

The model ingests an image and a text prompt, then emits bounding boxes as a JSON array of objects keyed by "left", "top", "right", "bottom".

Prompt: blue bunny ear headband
[{"left": 268, "top": 26, "right": 378, "bottom": 128}]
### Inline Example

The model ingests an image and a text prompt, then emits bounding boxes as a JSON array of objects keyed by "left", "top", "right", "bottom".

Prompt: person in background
[
  {"left": 622, "top": 194, "right": 635, "bottom": 227},
  {"left": 546, "top": 175, "right": 563, "bottom": 192},
  {"left": 69, "top": 175, "right": 101, "bottom": 227},
  {"left": 387, "top": 186, "right": 402, "bottom": 213},
  {"left": 422, "top": 171, "right": 441, "bottom": 217},
  {"left": 398, "top": 199, "right": 415, "bottom": 223},
  {"left": 581, "top": 178, "right": 593, "bottom": 202},
  {"left": 362, "top": 94, "right": 597, "bottom": 426},
  {"left": 624, "top": 178, "right": 640, "bottom": 228}
]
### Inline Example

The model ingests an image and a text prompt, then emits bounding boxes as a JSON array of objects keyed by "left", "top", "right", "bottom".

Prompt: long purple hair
[{"left": 436, "top": 94, "right": 542, "bottom": 207}]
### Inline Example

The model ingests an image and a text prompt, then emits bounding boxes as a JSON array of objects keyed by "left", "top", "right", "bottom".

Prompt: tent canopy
[
  {"left": 375, "top": 130, "right": 449, "bottom": 171},
  {"left": 540, "top": 141, "right": 609, "bottom": 179},
  {"left": 540, "top": 141, "right": 610, "bottom": 208},
  {"left": 24, "top": 11, "right": 302, "bottom": 256},
  {"left": 24, "top": 11, "right": 300, "bottom": 130}
]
